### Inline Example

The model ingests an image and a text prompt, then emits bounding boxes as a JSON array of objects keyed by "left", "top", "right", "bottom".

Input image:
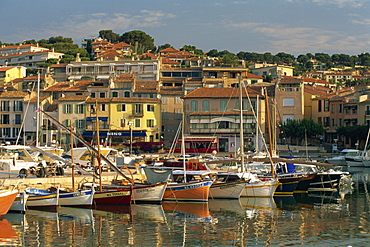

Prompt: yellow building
[
  {"left": 84, "top": 97, "right": 162, "bottom": 148},
  {"left": 0, "top": 66, "right": 26, "bottom": 84}
]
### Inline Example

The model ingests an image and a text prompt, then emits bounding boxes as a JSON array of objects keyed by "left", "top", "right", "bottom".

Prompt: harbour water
[{"left": 2, "top": 173, "right": 370, "bottom": 246}]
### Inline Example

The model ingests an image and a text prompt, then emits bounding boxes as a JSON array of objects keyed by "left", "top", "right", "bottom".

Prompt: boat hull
[
  {"left": 163, "top": 181, "right": 212, "bottom": 202},
  {"left": 0, "top": 190, "right": 18, "bottom": 215},
  {"left": 241, "top": 178, "right": 280, "bottom": 197},
  {"left": 209, "top": 181, "right": 247, "bottom": 199},
  {"left": 132, "top": 183, "right": 167, "bottom": 203},
  {"left": 59, "top": 190, "right": 94, "bottom": 207},
  {"left": 26, "top": 188, "right": 59, "bottom": 208},
  {"left": 308, "top": 172, "right": 344, "bottom": 192},
  {"left": 275, "top": 176, "right": 301, "bottom": 196},
  {"left": 294, "top": 173, "right": 317, "bottom": 193},
  {"left": 93, "top": 189, "right": 132, "bottom": 205},
  {"left": 9, "top": 192, "right": 28, "bottom": 212}
]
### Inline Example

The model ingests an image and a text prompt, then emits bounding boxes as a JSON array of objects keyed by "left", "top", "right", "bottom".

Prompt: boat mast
[
  {"left": 70, "top": 125, "right": 75, "bottom": 192},
  {"left": 181, "top": 103, "right": 187, "bottom": 183},
  {"left": 265, "top": 88, "right": 275, "bottom": 177},
  {"left": 95, "top": 101, "right": 103, "bottom": 192},
  {"left": 36, "top": 70, "right": 40, "bottom": 147},
  {"left": 239, "top": 76, "right": 245, "bottom": 172}
]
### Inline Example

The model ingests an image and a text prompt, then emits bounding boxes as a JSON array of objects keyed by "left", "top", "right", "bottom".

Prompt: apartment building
[
  {"left": 0, "top": 44, "right": 64, "bottom": 69},
  {"left": 182, "top": 87, "right": 265, "bottom": 153}
]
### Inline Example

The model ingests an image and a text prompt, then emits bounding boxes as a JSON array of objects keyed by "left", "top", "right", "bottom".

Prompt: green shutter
[{"left": 117, "top": 104, "right": 122, "bottom": 112}]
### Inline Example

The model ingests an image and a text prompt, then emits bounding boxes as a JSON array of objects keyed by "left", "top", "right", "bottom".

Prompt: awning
[
  {"left": 83, "top": 130, "right": 146, "bottom": 138},
  {"left": 86, "top": 117, "right": 108, "bottom": 122}
]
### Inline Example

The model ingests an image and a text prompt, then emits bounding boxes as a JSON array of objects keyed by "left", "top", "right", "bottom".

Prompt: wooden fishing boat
[
  {"left": 163, "top": 180, "right": 212, "bottom": 202},
  {"left": 9, "top": 192, "right": 29, "bottom": 212},
  {"left": 215, "top": 171, "right": 280, "bottom": 197},
  {"left": 103, "top": 181, "right": 168, "bottom": 203},
  {"left": 59, "top": 189, "right": 94, "bottom": 207},
  {"left": 0, "top": 189, "right": 18, "bottom": 215},
  {"left": 25, "top": 187, "right": 59, "bottom": 208},
  {"left": 93, "top": 188, "right": 132, "bottom": 205},
  {"left": 274, "top": 175, "right": 302, "bottom": 196},
  {"left": 210, "top": 180, "right": 248, "bottom": 199},
  {"left": 242, "top": 177, "right": 280, "bottom": 197}
]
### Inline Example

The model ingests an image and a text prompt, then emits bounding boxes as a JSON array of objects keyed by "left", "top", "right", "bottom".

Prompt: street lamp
[{"left": 128, "top": 121, "right": 134, "bottom": 155}]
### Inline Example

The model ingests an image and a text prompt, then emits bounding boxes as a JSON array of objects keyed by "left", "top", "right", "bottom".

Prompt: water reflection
[{"left": 2, "top": 183, "right": 370, "bottom": 246}]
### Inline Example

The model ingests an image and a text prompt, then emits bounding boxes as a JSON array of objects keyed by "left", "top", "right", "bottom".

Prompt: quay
[{"left": 0, "top": 172, "right": 131, "bottom": 190}]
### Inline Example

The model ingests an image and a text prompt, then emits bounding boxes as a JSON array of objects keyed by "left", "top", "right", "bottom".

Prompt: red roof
[{"left": 160, "top": 47, "right": 178, "bottom": 53}]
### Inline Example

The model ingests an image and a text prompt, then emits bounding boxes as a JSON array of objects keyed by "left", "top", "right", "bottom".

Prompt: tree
[
  {"left": 99, "top": 30, "right": 120, "bottom": 43},
  {"left": 221, "top": 53, "right": 239, "bottom": 67},
  {"left": 48, "top": 36, "right": 73, "bottom": 44},
  {"left": 120, "top": 30, "right": 155, "bottom": 52},
  {"left": 206, "top": 49, "right": 219, "bottom": 57},
  {"left": 337, "top": 125, "right": 369, "bottom": 148},
  {"left": 180, "top": 45, "right": 203, "bottom": 55},
  {"left": 283, "top": 119, "right": 323, "bottom": 145}
]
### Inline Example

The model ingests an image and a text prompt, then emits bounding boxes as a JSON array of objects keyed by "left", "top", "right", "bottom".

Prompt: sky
[{"left": 0, "top": 0, "right": 369, "bottom": 56}]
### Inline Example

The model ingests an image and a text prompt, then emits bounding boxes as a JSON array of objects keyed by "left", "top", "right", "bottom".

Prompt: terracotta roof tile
[
  {"left": 111, "top": 97, "right": 160, "bottom": 103},
  {"left": 25, "top": 96, "right": 49, "bottom": 103},
  {"left": 58, "top": 95, "right": 89, "bottom": 101},
  {"left": 0, "top": 91, "right": 29, "bottom": 98},
  {"left": 160, "top": 47, "right": 179, "bottom": 53},
  {"left": 183, "top": 87, "right": 262, "bottom": 98},
  {"left": 0, "top": 66, "right": 17, "bottom": 71}
]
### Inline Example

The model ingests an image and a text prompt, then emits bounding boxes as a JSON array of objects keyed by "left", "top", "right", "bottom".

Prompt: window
[
  {"left": 124, "top": 91, "right": 130, "bottom": 97},
  {"left": 202, "top": 101, "right": 209, "bottom": 112},
  {"left": 324, "top": 100, "right": 329, "bottom": 112},
  {"left": 100, "top": 104, "right": 106, "bottom": 111},
  {"left": 76, "top": 120, "right": 85, "bottom": 129},
  {"left": 91, "top": 92, "right": 96, "bottom": 98},
  {"left": 318, "top": 100, "right": 322, "bottom": 112},
  {"left": 1, "top": 114, "right": 10, "bottom": 124},
  {"left": 1, "top": 101, "right": 10, "bottom": 111},
  {"left": 135, "top": 104, "right": 143, "bottom": 115},
  {"left": 162, "top": 96, "right": 168, "bottom": 104},
  {"left": 120, "top": 118, "right": 126, "bottom": 127},
  {"left": 64, "top": 104, "right": 73, "bottom": 114},
  {"left": 203, "top": 123, "right": 209, "bottom": 129},
  {"left": 147, "top": 119, "right": 155, "bottom": 128},
  {"left": 112, "top": 91, "right": 118, "bottom": 97},
  {"left": 191, "top": 123, "right": 197, "bottom": 129},
  {"left": 117, "top": 104, "right": 126, "bottom": 112},
  {"left": 65, "top": 119, "right": 71, "bottom": 127},
  {"left": 191, "top": 101, "right": 198, "bottom": 112},
  {"left": 75, "top": 104, "right": 85, "bottom": 114},
  {"left": 15, "top": 114, "right": 22, "bottom": 124},
  {"left": 3, "top": 128, "right": 10, "bottom": 137},
  {"left": 12, "top": 128, "right": 19, "bottom": 138},
  {"left": 147, "top": 104, "right": 154, "bottom": 112},
  {"left": 99, "top": 92, "right": 106, "bottom": 98},
  {"left": 134, "top": 119, "right": 141, "bottom": 128},
  {"left": 331, "top": 105, "right": 335, "bottom": 113},
  {"left": 220, "top": 101, "right": 227, "bottom": 112},
  {"left": 13, "top": 101, "right": 23, "bottom": 111},
  {"left": 219, "top": 121, "right": 230, "bottom": 129},
  {"left": 283, "top": 98, "right": 294, "bottom": 107},
  {"left": 175, "top": 97, "right": 181, "bottom": 104},
  {"left": 338, "top": 104, "right": 343, "bottom": 113}
]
